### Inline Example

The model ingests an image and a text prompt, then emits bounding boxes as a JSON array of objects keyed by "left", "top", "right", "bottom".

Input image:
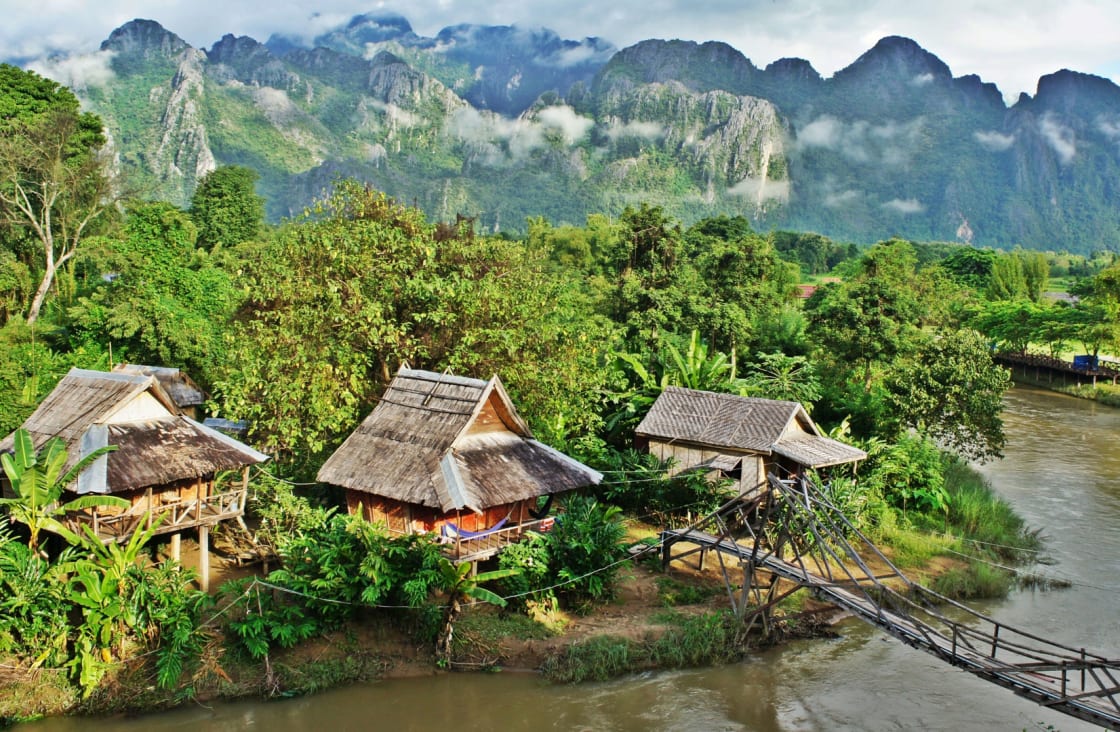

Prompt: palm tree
[{"left": 0, "top": 428, "right": 127, "bottom": 553}]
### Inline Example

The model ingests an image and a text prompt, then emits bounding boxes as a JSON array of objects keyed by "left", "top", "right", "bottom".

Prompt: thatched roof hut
[
  {"left": 0, "top": 368, "right": 265, "bottom": 495},
  {"left": 318, "top": 368, "right": 601, "bottom": 544},
  {"left": 636, "top": 386, "right": 866, "bottom": 493},
  {"left": 0, "top": 368, "right": 268, "bottom": 586}
]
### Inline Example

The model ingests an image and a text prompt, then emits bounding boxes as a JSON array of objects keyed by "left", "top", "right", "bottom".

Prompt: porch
[
  {"left": 440, "top": 515, "right": 555, "bottom": 563},
  {"left": 61, "top": 487, "right": 247, "bottom": 544}
]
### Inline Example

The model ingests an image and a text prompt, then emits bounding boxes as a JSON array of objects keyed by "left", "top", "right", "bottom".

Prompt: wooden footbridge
[{"left": 660, "top": 475, "right": 1120, "bottom": 730}]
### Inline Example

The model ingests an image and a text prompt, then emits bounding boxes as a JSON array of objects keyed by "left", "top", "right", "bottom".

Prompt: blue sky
[{"left": 8, "top": 0, "right": 1120, "bottom": 103}]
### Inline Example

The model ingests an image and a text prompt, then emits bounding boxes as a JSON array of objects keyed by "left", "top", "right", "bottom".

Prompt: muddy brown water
[{"left": 18, "top": 386, "right": 1120, "bottom": 731}]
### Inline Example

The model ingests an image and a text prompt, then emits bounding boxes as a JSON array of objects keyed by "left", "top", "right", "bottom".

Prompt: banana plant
[
  {"left": 0, "top": 428, "right": 127, "bottom": 553},
  {"left": 435, "top": 557, "right": 517, "bottom": 665}
]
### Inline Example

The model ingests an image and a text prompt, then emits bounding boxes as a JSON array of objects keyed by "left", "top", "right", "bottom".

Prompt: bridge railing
[{"left": 757, "top": 475, "right": 1120, "bottom": 727}]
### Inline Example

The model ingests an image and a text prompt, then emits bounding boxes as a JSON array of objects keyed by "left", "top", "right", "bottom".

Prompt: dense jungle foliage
[{"left": 1, "top": 64, "right": 1118, "bottom": 714}]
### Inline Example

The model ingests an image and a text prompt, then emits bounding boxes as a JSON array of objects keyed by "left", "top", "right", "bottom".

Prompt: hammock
[{"left": 440, "top": 515, "right": 509, "bottom": 541}]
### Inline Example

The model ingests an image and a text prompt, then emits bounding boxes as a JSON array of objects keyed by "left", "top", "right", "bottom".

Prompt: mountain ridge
[{"left": 28, "top": 15, "right": 1120, "bottom": 253}]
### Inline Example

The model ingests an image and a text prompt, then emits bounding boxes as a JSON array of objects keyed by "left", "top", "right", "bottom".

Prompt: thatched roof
[
  {"left": 636, "top": 386, "right": 866, "bottom": 469},
  {"left": 317, "top": 368, "right": 602, "bottom": 513},
  {"left": 0, "top": 369, "right": 267, "bottom": 494},
  {"left": 112, "top": 364, "right": 207, "bottom": 409}
]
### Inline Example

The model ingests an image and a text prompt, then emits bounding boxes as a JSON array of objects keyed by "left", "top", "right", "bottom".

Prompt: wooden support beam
[
  {"left": 199, "top": 525, "right": 210, "bottom": 593},
  {"left": 170, "top": 532, "right": 181, "bottom": 565}
]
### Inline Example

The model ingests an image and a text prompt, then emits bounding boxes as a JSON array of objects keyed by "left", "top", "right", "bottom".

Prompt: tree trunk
[{"left": 26, "top": 262, "right": 55, "bottom": 324}]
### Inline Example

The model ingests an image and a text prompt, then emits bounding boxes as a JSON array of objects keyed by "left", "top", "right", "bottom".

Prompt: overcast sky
[{"left": 8, "top": 0, "right": 1120, "bottom": 104}]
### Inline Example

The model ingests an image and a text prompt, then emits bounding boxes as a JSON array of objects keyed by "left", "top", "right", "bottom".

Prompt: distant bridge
[
  {"left": 659, "top": 476, "right": 1120, "bottom": 730},
  {"left": 994, "top": 351, "right": 1120, "bottom": 387}
]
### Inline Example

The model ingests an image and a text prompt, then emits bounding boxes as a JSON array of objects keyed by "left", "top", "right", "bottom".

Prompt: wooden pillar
[
  {"left": 199, "top": 525, "right": 210, "bottom": 593},
  {"left": 170, "top": 532, "right": 181, "bottom": 565}
]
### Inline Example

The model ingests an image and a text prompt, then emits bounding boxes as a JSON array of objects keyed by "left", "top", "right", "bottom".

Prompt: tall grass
[
  {"left": 540, "top": 612, "right": 745, "bottom": 683},
  {"left": 939, "top": 458, "right": 1042, "bottom": 561}
]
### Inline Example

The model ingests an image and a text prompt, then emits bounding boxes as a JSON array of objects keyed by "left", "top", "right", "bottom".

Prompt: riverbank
[
  {"left": 0, "top": 460, "right": 1037, "bottom": 726},
  {"left": 1009, "top": 371, "right": 1120, "bottom": 407}
]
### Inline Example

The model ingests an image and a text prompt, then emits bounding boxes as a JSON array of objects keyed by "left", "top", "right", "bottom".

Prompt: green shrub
[
  {"left": 859, "top": 435, "right": 948, "bottom": 514},
  {"left": 496, "top": 532, "right": 552, "bottom": 610},
  {"left": 547, "top": 495, "right": 629, "bottom": 610}
]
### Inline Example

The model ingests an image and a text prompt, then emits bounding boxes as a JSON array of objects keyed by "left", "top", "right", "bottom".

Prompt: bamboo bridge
[{"left": 659, "top": 476, "right": 1120, "bottom": 730}]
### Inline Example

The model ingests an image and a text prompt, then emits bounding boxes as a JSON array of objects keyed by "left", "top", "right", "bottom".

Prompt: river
[{"left": 19, "top": 386, "right": 1120, "bottom": 731}]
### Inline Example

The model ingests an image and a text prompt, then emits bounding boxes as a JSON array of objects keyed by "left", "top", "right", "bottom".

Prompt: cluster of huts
[{"left": 0, "top": 364, "right": 865, "bottom": 589}]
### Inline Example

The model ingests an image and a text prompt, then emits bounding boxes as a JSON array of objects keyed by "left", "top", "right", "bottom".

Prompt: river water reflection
[{"left": 19, "top": 386, "right": 1120, "bottom": 731}]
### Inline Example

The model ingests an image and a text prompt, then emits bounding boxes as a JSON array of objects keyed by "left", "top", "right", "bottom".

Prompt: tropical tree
[
  {"left": 69, "top": 202, "right": 238, "bottom": 378},
  {"left": 0, "top": 65, "right": 112, "bottom": 324},
  {"left": 0, "top": 428, "right": 125, "bottom": 552},
  {"left": 217, "top": 180, "right": 613, "bottom": 467},
  {"left": 986, "top": 252, "right": 1028, "bottom": 301},
  {"left": 805, "top": 239, "right": 924, "bottom": 391},
  {"left": 883, "top": 328, "right": 1010, "bottom": 461},
  {"left": 189, "top": 165, "right": 265, "bottom": 250},
  {"left": 604, "top": 330, "right": 748, "bottom": 444},
  {"left": 742, "top": 352, "right": 822, "bottom": 406}
]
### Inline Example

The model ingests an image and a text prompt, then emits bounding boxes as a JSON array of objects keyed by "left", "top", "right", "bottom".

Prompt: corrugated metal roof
[
  {"left": 0, "top": 368, "right": 267, "bottom": 493},
  {"left": 317, "top": 367, "right": 601, "bottom": 512}
]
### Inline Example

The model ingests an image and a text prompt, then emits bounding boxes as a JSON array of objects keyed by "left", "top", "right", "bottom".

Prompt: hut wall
[
  {"left": 104, "top": 392, "right": 171, "bottom": 423},
  {"left": 346, "top": 493, "right": 410, "bottom": 535},
  {"left": 467, "top": 395, "right": 514, "bottom": 436},
  {"left": 346, "top": 493, "right": 528, "bottom": 537},
  {"left": 741, "top": 455, "right": 764, "bottom": 494}
]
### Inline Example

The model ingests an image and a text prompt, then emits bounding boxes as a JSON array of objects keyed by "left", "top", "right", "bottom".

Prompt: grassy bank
[
  {"left": 539, "top": 611, "right": 749, "bottom": 683},
  {"left": 873, "top": 457, "right": 1042, "bottom": 601}
]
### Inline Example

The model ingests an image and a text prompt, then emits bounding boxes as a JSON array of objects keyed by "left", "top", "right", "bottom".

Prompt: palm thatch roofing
[
  {"left": 636, "top": 386, "right": 866, "bottom": 469},
  {"left": 112, "top": 363, "right": 207, "bottom": 409},
  {"left": 317, "top": 368, "right": 602, "bottom": 514},
  {"left": 0, "top": 368, "right": 267, "bottom": 494}
]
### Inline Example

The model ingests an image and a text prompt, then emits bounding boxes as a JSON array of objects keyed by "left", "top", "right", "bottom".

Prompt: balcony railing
[{"left": 62, "top": 488, "right": 247, "bottom": 544}]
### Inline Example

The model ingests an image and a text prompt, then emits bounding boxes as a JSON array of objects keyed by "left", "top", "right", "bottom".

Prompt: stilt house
[
  {"left": 0, "top": 368, "right": 267, "bottom": 589},
  {"left": 317, "top": 368, "right": 602, "bottom": 561},
  {"left": 636, "top": 386, "right": 866, "bottom": 494}
]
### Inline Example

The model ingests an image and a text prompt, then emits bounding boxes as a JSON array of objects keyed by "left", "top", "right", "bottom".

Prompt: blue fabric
[{"left": 441, "top": 515, "right": 509, "bottom": 541}]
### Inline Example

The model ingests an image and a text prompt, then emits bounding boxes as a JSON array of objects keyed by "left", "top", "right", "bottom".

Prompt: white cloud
[
  {"left": 796, "top": 115, "right": 843, "bottom": 148},
  {"left": 727, "top": 176, "right": 790, "bottom": 203},
  {"left": 550, "top": 44, "right": 612, "bottom": 68},
  {"left": 882, "top": 198, "right": 925, "bottom": 214},
  {"left": 974, "top": 130, "right": 1016, "bottom": 151},
  {"left": 27, "top": 50, "right": 116, "bottom": 91},
  {"left": 1097, "top": 115, "right": 1120, "bottom": 139},
  {"left": 534, "top": 105, "right": 594, "bottom": 143},
  {"left": 604, "top": 119, "right": 665, "bottom": 141},
  {"left": 911, "top": 72, "right": 934, "bottom": 86},
  {"left": 1039, "top": 113, "right": 1076, "bottom": 163},
  {"left": 795, "top": 115, "right": 924, "bottom": 166},
  {"left": 368, "top": 99, "right": 421, "bottom": 128},
  {"left": 824, "top": 189, "right": 861, "bottom": 208}
]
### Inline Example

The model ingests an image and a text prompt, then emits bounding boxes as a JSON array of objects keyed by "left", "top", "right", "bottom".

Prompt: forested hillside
[{"left": 23, "top": 14, "right": 1120, "bottom": 253}]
